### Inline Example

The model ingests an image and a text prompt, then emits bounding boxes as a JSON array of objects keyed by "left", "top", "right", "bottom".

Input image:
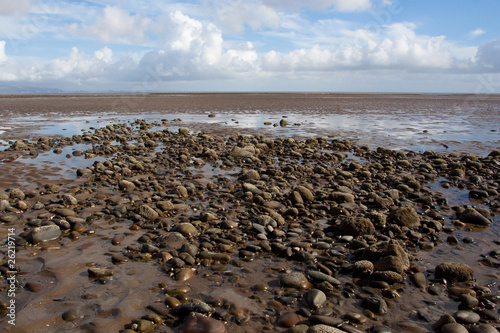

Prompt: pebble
[
  {"left": 280, "top": 271, "right": 311, "bottom": 290},
  {"left": 62, "top": 309, "right": 79, "bottom": 321},
  {"left": 441, "top": 323, "right": 468, "bottom": 333},
  {"left": 306, "top": 325, "right": 347, "bottom": 333},
  {"left": 278, "top": 312, "right": 301, "bottom": 328},
  {"left": 307, "top": 289, "right": 327, "bottom": 308},
  {"left": 27, "top": 224, "right": 62, "bottom": 243},
  {"left": 454, "top": 310, "right": 480, "bottom": 324}
]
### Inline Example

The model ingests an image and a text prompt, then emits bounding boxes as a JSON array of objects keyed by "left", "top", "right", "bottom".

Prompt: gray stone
[
  {"left": 458, "top": 207, "right": 491, "bottom": 225},
  {"left": 118, "top": 180, "right": 136, "bottom": 191},
  {"left": 389, "top": 205, "right": 420, "bottom": 229},
  {"left": 441, "top": 323, "right": 468, "bottom": 333},
  {"left": 280, "top": 271, "right": 310, "bottom": 290},
  {"left": 27, "top": 225, "right": 62, "bottom": 243},
  {"left": 137, "top": 204, "right": 159, "bottom": 221},
  {"left": 435, "top": 262, "right": 475, "bottom": 282},
  {"left": 468, "top": 324, "right": 500, "bottom": 333},
  {"left": 339, "top": 217, "right": 375, "bottom": 236},
  {"left": 307, "top": 289, "right": 327, "bottom": 308},
  {"left": 307, "top": 270, "right": 341, "bottom": 286},
  {"left": 454, "top": 310, "right": 480, "bottom": 324},
  {"left": 307, "top": 325, "right": 346, "bottom": 333}
]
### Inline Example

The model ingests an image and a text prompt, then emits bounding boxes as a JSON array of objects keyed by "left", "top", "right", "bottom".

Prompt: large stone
[
  {"left": 339, "top": 217, "right": 375, "bottom": 236},
  {"left": 9, "top": 188, "right": 25, "bottom": 200},
  {"left": 306, "top": 289, "right": 327, "bottom": 308},
  {"left": 296, "top": 186, "right": 315, "bottom": 202},
  {"left": 118, "top": 180, "right": 136, "bottom": 192},
  {"left": 435, "top": 262, "right": 475, "bottom": 282},
  {"left": 280, "top": 271, "right": 311, "bottom": 290},
  {"left": 361, "top": 241, "right": 410, "bottom": 272},
  {"left": 374, "top": 255, "right": 406, "bottom": 274},
  {"left": 329, "top": 192, "right": 354, "bottom": 203},
  {"left": 137, "top": 204, "right": 159, "bottom": 221},
  {"left": 458, "top": 207, "right": 491, "bottom": 226},
  {"left": 389, "top": 206, "right": 420, "bottom": 229},
  {"left": 157, "top": 200, "right": 175, "bottom": 211},
  {"left": 27, "top": 225, "right": 62, "bottom": 243}
]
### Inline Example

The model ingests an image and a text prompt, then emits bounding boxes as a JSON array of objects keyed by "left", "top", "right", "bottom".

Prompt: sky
[{"left": 0, "top": 0, "right": 499, "bottom": 93}]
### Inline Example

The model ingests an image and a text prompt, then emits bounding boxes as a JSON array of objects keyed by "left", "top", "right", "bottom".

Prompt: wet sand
[{"left": 0, "top": 93, "right": 499, "bottom": 333}]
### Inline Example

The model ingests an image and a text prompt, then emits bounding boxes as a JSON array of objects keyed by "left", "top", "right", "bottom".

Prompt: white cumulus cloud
[
  {"left": 466, "top": 28, "right": 485, "bottom": 39},
  {"left": 67, "top": 5, "right": 152, "bottom": 44},
  {"left": 0, "top": 40, "right": 7, "bottom": 63}
]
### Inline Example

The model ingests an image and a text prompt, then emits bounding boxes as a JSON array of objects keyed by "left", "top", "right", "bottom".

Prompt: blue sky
[{"left": 0, "top": 0, "right": 499, "bottom": 93}]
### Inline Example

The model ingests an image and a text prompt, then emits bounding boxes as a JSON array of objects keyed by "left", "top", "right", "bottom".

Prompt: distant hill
[{"left": 0, "top": 85, "right": 64, "bottom": 94}]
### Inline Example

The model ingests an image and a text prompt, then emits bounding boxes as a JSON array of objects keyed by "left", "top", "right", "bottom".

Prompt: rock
[
  {"left": 410, "top": 272, "right": 428, "bottom": 289},
  {"left": 230, "top": 146, "right": 255, "bottom": 158},
  {"left": 307, "top": 324, "right": 346, "bottom": 333},
  {"left": 280, "top": 271, "right": 311, "bottom": 290},
  {"left": 177, "top": 312, "right": 226, "bottom": 333},
  {"left": 308, "top": 315, "right": 343, "bottom": 327},
  {"left": 353, "top": 260, "right": 374, "bottom": 276},
  {"left": 278, "top": 312, "right": 301, "bottom": 328},
  {"left": 296, "top": 186, "right": 315, "bottom": 202},
  {"left": 88, "top": 267, "right": 114, "bottom": 278},
  {"left": 433, "top": 314, "right": 456, "bottom": 331},
  {"left": 118, "top": 180, "right": 136, "bottom": 191},
  {"left": 177, "top": 268, "right": 196, "bottom": 282},
  {"left": 339, "top": 217, "right": 375, "bottom": 236},
  {"left": 389, "top": 206, "right": 420, "bottom": 229},
  {"left": 76, "top": 168, "right": 92, "bottom": 177},
  {"left": 137, "top": 204, "right": 159, "bottom": 221},
  {"left": 454, "top": 310, "right": 480, "bottom": 324},
  {"left": 361, "top": 296, "right": 388, "bottom": 315},
  {"left": 374, "top": 255, "right": 406, "bottom": 274},
  {"left": 393, "top": 321, "right": 429, "bottom": 333},
  {"left": 345, "top": 312, "right": 368, "bottom": 324},
  {"left": 435, "top": 262, "right": 475, "bottom": 282},
  {"left": 361, "top": 241, "right": 410, "bottom": 272},
  {"left": 307, "top": 289, "right": 327, "bottom": 308},
  {"left": 174, "top": 302, "right": 213, "bottom": 316},
  {"left": 9, "top": 188, "right": 25, "bottom": 200},
  {"left": 458, "top": 207, "right": 491, "bottom": 225},
  {"left": 178, "top": 128, "right": 190, "bottom": 135},
  {"left": 62, "top": 194, "right": 78, "bottom": 205},
  {"left": 55, "top": 208, "right": 77, "bottom": 217},
  {"left": 157, "top": 200, "right": 175, "bottom": 211},
  {"left": 459, "top": 294, "right": 478, "bottom": 309},
  {"left": 468, "top": 324, "right": 500, "bottom": 333},
  {"left": 27, "top": 225, "right": 62, "bottom": 243},
  {"left": 25, "top": 282, "right": 43, "bottom": 292},
  {"left": 329, "top": 192, "right": 354, "bottom": 203},
  {"left": 174, "top": 223, "right": 198, "bottom": 236},
  {"left": 441, "top": 323, "right": 468, "bottom": 333},
  {"left": 62, "top": 309, "right": 79, "bottom": 321},
  {"left": 307, "top": 270, "right": 341, "bottom": 287},
  {"left": 135, "top": 319, "right": 154, "bottom": 332}
]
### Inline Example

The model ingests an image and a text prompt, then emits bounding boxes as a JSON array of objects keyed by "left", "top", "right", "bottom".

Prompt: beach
[{"left": 0, "top": 93, "right": 499, "bottom": 333}]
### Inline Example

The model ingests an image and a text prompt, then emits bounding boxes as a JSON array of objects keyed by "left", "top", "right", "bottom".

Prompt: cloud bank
[{"left": 0, "top": 1, "right": 499, "bottom": 92}]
